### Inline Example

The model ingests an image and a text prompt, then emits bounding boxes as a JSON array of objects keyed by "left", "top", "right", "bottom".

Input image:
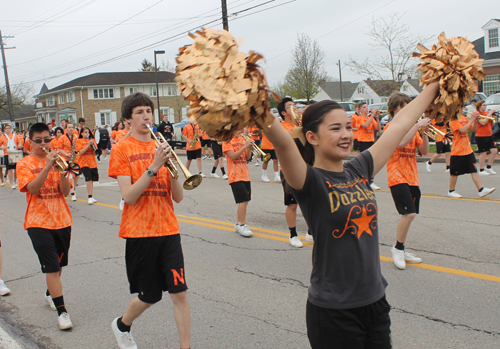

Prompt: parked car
[
  {"left": 465, "top": 92, "right": 488, "bottom": 114},
  {"left": 484, "top": 93, "right": 500, "bottom": 113},
  {"left": 380, "top": 114, "right": 391, "bottom": 127},
  {"left": 338, "top": 102, "right": 356, "bottom": 118},
  {"left": 271, "top": 108, "right": 279, "bottom": 118}
]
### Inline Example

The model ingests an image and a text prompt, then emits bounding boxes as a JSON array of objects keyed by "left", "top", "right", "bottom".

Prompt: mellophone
[
  {"left": 43, "top": 147, "right": 81, "bottom": 177},
  {"left": 147, "top": 125, "right": 202, "bottom": 190}
]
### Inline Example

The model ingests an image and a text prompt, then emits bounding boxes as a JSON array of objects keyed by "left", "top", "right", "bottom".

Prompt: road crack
[{"left": 234, "top": 267, "right": 309, "bottom": 289}]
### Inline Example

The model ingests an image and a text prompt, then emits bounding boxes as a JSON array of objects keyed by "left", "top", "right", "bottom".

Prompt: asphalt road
[{"left": 0, "top": 155, "right": 499, "bottom": 348}]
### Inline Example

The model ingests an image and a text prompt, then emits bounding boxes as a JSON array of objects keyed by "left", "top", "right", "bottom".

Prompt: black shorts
[
  {"left": 98, "top": 139, "right": 108, "bottom": 150},
  {"left": 280, "top": 171, "right": 297, "bottom": 206},
  {"left": 201, "top": 139, "right": 211, "bottom": 147},
  {"left": 186, "top": 149, "right": 201, "bottom": 160},
  {"left": 27, "top": 227, "right": 71, "bottom": 273},
  {"left": 353, "top": 139, "right": 359, "bottom": 151},
  {"left": 81, "top": 167, "right": 99, "bottom": 182},
  {"left": 262, "top": 149, "right": 277, "bottom": 160},
  {"left": 450, "top": 153, "right": 477, "bottom": 176},
  {"left": 125, "top": 234, "right": 187, "bottom": 304},
  {"left": 358, "top": 141, "right": 374, "bottom": 153},
  {"left": 475, "top": 136, "right": 495, "bottom": 153},
  {"left": 390, "top": 184, "right": 421, "bottom": 215},
  {"left": 230, "top": 181, "right": 251, "bottom": 204},
  {"left": 435, "top": 141, "right": 451, "bottom": 154},
  {"left": 306, "top": 295, "right": 391, "bottom": 349},
  {"left": 3, "top": 155, "right": 16, "bottom": 170},
  {"left": 211, "top": 141, "right": 223, "bottom": 160}
]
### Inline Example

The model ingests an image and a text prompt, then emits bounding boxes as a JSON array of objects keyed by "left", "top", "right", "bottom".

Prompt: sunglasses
[{"left": 32, "top": 138, "right": 52, "bottom": 144}]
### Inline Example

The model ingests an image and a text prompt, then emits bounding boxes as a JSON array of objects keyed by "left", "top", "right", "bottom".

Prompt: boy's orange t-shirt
[
  {"left": 59, "top": 134, "right": 77, "bottom": 161},
  {"left": 248, "top": 126, "right": 261, "bottom": 141},
  {"left": 182, "top": 123, "right": 201, "bottom": 150},
  {"left": 110, "top": 130, "right": 117, "bottom": 141},
  {"left": 384, "top": 122, "right": 423, "bottom": 187},
  {"left": 115, "top": 129, "right": 128, "bottom": 142},
  {"left": 356, "top": 115, "right": 377, "bottom": 142},
  {"left": 23, "top": 139, "right": 32, "bottom": 153},
  {"left": 222, "top": 136, "right": 251, "bottom": 184},
  {"left": 108, "top": 136, "right": 180, "bottom": 238},
  {"left": 76, "top": 139, "right": 97, "bottom": 168},
  {"left": 201, "top": 131, "right": 210, "bottom": 140},
  {"left": 350, "top": 113, "right": 359, "bottom": 140},
  {"left": 50, "top": 137, "right": 61, "bottom": 151},
  {"left": 16, "top": 155, "right": 72, "bottom": 230},
  {"left": 476, "top": 111, "right": 493, "bottom": 137},
  {"left": 431, "top": 120, "right": 448, "bottom": 143},
  {"left": 449, "top": 116, "right": 473, "bottom": 156}
]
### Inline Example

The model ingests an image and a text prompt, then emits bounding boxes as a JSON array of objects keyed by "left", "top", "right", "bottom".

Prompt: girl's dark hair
[
  {"left": 54, "top": 127, "right": 64, "bottom": 136},
  {"left": 300, "top": 100, "right": 343, "bottom": 165},
  {"left": 112, "top": 121, "right": 120, "bottom": 131},
  {"left": 387, "top": 92, "right": 412, "bottom": 117},
  {"left": 78, "top": 126, "right": 94, "bottom": 139},
  {"left": 475, "top": 100, "right": 485, "bottom": 111},
  {"left": 121, "top": 92, "right": 154, "bottom": 120}
]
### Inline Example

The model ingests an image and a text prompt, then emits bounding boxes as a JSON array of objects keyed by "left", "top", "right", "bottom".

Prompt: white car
[{"left": 484, "top": 93, "right": 500, "bottom": 114}]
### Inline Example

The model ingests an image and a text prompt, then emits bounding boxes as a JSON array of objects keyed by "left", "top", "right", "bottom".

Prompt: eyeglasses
[{"left": 32, "top": 138, "right": 52, "bottom": 144}]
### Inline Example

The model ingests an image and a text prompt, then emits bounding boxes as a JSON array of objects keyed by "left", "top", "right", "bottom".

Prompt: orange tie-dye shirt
[
  {"left": 384, "top": 122, "right": 423, "bottom": 187},
  {"left": 248, "top": 126, "right": 261, "bottom": 141},
  {"left": 476, "top": 111, "right": 493, "bottom": 137},
  {"left": 115, "top": 129, "right": 128, "bottom": 142},
  {"left": 182, "top": 123, "right": 201, "bottom": 150},
  {"left": 110, "top": 130, "right": 117, "bottom": 141},
  {"left": 108, "top": 136, "right": 180, "bottom": 238},
  {"left": 261, "top": 132, "right": 274, "bottom": 150},
  {"left": 222, "top": 136, "right": 251, "bottom": 184},
  {"left": 23, "top": 139, "right": 32, "bottom": 153},
  {"left": 50, "top": 137, "right": 61, "bottom": 151},
  {"left": 449, "top": 117, "right": 473, "bottom": 156},
  {"left": 16, "top": 155, "right": 72, "bottom": 230},
  {"left": 431, "top": 120, "right": 448, "bottom": 143},
  {"left": 76, "top": 139, "right": 97, "bottom": 169},
  {"left": 350, "top": 113, "right": 360, "bottom": 140},
  {"left": 356, "top": 115, "right": 377, "bottom": 142},
  {"left": 0, "top": 133, "right": 21, "bottom": 156},
  {"left": 60, "top": 134, "right": 77, "bottom": 162}
]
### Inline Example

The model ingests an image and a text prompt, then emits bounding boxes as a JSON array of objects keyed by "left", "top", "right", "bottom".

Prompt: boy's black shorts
[
  {"left": 201, "top": 139, "right": 210, "bottom": 147},
  {"left": 186, "top": 149, "right": 201, "bottom": 160},
  {"left": 358, "top": 141, "right": 374, "bottom": 153},
  {"left": 27, "top": 227, "right": 71, "bottom": 273},
  {"left": 280, "top": 171, "right": 297, "bottom": 205},
  {"left": 210, "top": 141, "right": 223, "bottom": 160},
  {"left": 353, "top": 139, "right": 359, "bottom": 151},
  {"left": 126, "top": 234, "right": 187, "bottom": 304},
  {"left": 230, "top": 181, "right": 251, "bottom": 204},
  {"left": 450, "top": 153, "right": 477, "bottom": 176},
  {"left": 390, "top": 183, "right": 420, "bottom": 215},
  {"left": 435, "top": 141, "right": 451, "bottom": 154},
  {"left": 475, "top": 136, "right": 495, "bottom": 153},
  {"left": 81, "top": 166, "right": 99, "bottom": 182},
  {"left": 261, "top": 149, "right": 277, "bottom": 160}
]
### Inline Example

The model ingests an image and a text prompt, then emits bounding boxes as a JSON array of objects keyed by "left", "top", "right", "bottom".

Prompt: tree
[
  {"left": 0, "top": 83, "right": 34, "bottom": 119},
  {"left": 139, "top": 59, "right": 176, "bottom": 72},
  {"left": 139, "top": 58, "right": 155, "bottom": 71},
  {"left": 346, "top": 12, "right": 432, "bottom": 85},
  {"left": 283, "top": 33, "right": 328, "bottom": 102}
]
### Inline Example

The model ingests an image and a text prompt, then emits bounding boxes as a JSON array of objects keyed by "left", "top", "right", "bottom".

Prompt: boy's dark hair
[
  {"left": 121, "top": 92, "right": 155, "bottom": 120},
  {"left": 54, "top": 127, "right": 64, "bottom": 135},
  {"left": 277, "top": 97, "right": 294, "bottom": 120},
  {"left": 387, "top": 92, "right": 412, "bottom": 117},
  {"left": 78, "top": 126, "right": 94, "bottom": 139},
  {"left": 29, "top": 122, "right": 50, "bottom": 139},
  {"left": 78, "top": 118, "right": 85, "bottom": 124}
]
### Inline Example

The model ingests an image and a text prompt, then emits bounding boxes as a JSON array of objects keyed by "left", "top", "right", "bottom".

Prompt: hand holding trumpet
[{"left": 150, "top": 141, "right": 175, "bottom": 175}]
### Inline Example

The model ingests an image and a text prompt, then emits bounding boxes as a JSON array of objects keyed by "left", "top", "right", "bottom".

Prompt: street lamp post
[
  {"left": 154, "top": 50, "right": 165, "bottom": 124},
  {"left": 336, "top": 60, "right": 343, "bottom": 102}
]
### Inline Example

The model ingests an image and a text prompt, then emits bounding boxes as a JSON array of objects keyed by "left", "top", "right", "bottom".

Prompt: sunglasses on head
[{"left": 32, "top": 138, "right": 52, "bottom": 144}]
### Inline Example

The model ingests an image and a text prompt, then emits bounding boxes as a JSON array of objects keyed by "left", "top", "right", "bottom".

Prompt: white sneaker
[
  {"left": 119, "top": 198, "right": 125, "bottom": 210},
  {"left": 289, "top": 236, "right": 303, "bottom": 248},
  {"left": 404, "top": 251, "right": 422, "bottom": 264},
  {"left": 304, "top": 232, "right": 314, "bottom": 242},
  {"left": 11, "top": 183, "right": 16, "bottom": 189},
  {"left": 254, "top": 162, "right": 260, "bottom": 167},
  {"left": 445, "top": 168, "right": 450, "bottom": 173},
  {"left": 261, "top": 174, "right": 270, "bottom": 182},
  {"left": 479, "top": 187, "right": 495, "bottom": 198},
  {"left": 71, "top": 194, "right": 76, "bottom": 201},
  {"left": 98, "top": 160, "right": 101, "bottom": 164},
  {"left": 391, "top": 247, "right": 406, "bottom": 270},
  {"left": 486, "top": 168, "right": 497, "bottom": 175},
  {"left": 207, "top": 157, "right": 212, "bottom": 160},
  {"left": 479, "top": 170, "right": 490, "bottom": 176},
  {"left": 88, "top": 197, "right": 97, "bottom": 205},
  {"left": 370, "top": 183, "right": 380, "bottom": 190},
  {"left": 58, "top": 312, "right": 73, "bottom": 330},
  {"left": 0, "top": 280, "right": 11, "bottom": 296},
  {"left": 45, "top": 294, "right": 57, "bottom": 311},
  {"left": 0, "top": 182, "right": 4, "bottom": 187},
  {"left": 426, "top": 161, "right": 431, "bottom": 172},
  {"left": 448, "top": 191, "right": 462, "bottom": 198},
  {"left": 202, "top": 155, "right": 207, "bottom": 160},
  {"left": 235, "top": 223, "right": 253, "bottom": 237},
  {"left": 199, "top": 172, "right": 206, "bottom": 178},
  {"left": 210, "top": 173, "right": 220, "bottom": 178},
  {"left": 111, "top": 317, "right": 137, "bottom": 349},
  {"left": 222, "top": 174, "right": 228, "bottom": 180},
  {"left": 273, "top": 175, "right": 281, "bottom": 182}
]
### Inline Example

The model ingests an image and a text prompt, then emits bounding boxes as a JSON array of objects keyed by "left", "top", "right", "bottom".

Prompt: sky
[{"left": 1, "top": 0, "right": 497, "bottom": 99}]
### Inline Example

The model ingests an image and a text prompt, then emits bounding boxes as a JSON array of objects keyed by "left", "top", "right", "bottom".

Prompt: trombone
[
  {"left": 417, "top": 116, "right": 446, "bottom": 140},
  {"left": 43, "top": 147, "right": 81, "bottom": 176},
  {"left": 147, "top": 125, "right": 202, "bottom": 190},
  {"left": 241, "top": 134, "right": 271, "bottom": 162}
]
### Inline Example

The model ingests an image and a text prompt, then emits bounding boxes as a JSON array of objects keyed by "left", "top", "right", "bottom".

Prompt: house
[
  {"left": 472, "top": 19, "right": 500, "bottom": 96},
  {"left": 313, "top": 81, "right": 358, "bottom": 102},
  {"left": 0, "top": 105, "right": 37, "bottom": 131},
  {"left": 400, "top": 78, "right": 423, "bottom": 98},
  {"left": 34, "top": 71, "right": 189, "bottom": 128},
  {"left": 350, "top": 79, "right": 403, "bottom": 104}
]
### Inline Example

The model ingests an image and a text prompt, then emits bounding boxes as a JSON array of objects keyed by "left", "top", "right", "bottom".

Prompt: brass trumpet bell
[{"left": 242, "top": 134, "right": 271, "bottom": 162}]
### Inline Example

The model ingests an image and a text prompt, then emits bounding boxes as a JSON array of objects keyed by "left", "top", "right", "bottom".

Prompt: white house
[
  {"left": 472, "top": 19, "right": 500, "bottom": 96},
  {"left": 350, "top": 79, "right": 403, "bottom": 104},
  {"left": 313, "top": 81, "right": 358, "bottom": 102}
]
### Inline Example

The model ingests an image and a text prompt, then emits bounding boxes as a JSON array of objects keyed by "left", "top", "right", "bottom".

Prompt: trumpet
[
  {"left": 289, "top": 105, "right": 302, "bottom": 127},
  {"left": 241, "top": 134, "right": 271, "bottom": 162},
  {"left": 43, "top": 147, "right": 81, "bottom": 176},
  {"left": 417, "top": 116, "right": 446, "bottom": 140},
  {"left": 466, "top": 112, "right": 496, "bottom": 122},
  {"left": 147, "top": 125, "right": 202, "bottom": 190}
]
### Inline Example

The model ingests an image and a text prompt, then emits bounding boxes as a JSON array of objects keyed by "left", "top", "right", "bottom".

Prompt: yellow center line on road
[{"left": 376, "top": 189, "right": 500, "bottom": 203}]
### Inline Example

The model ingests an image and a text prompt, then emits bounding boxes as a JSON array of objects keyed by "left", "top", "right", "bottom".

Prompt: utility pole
[
  {"left": 1, "top": 31, "right": 15, "bottom": 123},
  {"left": 221, "top": 0, "right": 229, "bottom": 31},
  {"left": 337, "top": 60, "right": 343, "bottom": 102}
]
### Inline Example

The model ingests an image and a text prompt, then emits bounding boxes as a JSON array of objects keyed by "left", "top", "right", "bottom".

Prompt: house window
[
  {"left": 68, "top": 91, "right": 75, "bottom": 102},
  {"left": 381, "top": 98, "right": 388, "bottom": 103},
  {"left": 166, "top": 85, "right": 178, "bottom": 96},
  {"left": 100, "top": 112, "right": 111, "bottom": 125},
  {"left": 489, "top": 28, "right": 499, "bottom": 48},
  {"left": 484, "top": 75, "right": 500, "bottom": 96},
  {"left": 149, "top": 86, "right": 157, "bottom": 97},
  {"left": 129, "top": 87, "right": 139, "bottom": 95},
  {"left": 58, "top": 93, "right": 65, "bottom": 104},
  {"left": 93, "top": 88, "right": 114, "bottom": 99},
  {"left": 357, "top": 86, "right": 365, "bottom": 94},
  {"left": 47, "top": 96, "right": 56, "bottom": 106}
]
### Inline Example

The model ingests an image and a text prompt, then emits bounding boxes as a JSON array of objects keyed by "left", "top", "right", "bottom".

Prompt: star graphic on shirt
[{"left": 350, "top": 205, "right": 374, "bottom": 239}]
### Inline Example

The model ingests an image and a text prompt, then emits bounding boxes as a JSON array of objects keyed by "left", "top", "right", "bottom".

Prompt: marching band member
[
  {"left": 384, "top": 93, "right": 430, "bottom": 270},
  {"left": 201, "top": 130, "right": 212, "bottom": 160},
  {"left": 182, "top": 121, "right": 205, "bottom": 178},
  {"left": 357, "top": 103, "right": 382, "bottom": 190},
  {"left": 209, "top": 137, "right": 227, "bottom": 179},
  {"left": 109, "top": 92, "right": 190, "bottom": 349},
  {"left": 76, "top": 127, "right": 99, "bottom": 205},
  {"left": 263, "top": 82, "right": 439, "bottom": 348},
  {"left": 0, "top": 124, "right": 21, "bottom": 189},
  {"left": 426, "top": 118, "right": 451, "bottom": 172},
  {"left": 60, "top": 123, "right": 78, "bottom": 201},
  {"left": 16, "top": 122, "right": 73, "bottom": 330},
  {"left": 350, "top": 103, "right": 360, "bottom": 153},
  {"left": 260, "top": 127, "right": 280, "bottom": 182},
  {"left": 448, "top": 111, "right": 495, "bottom": 198},
  {"left": 474, "top": 100, "right": 497, "bottom": 175},
  {"left": 222, "top": 129, "right": 254, "bottom": 237}
]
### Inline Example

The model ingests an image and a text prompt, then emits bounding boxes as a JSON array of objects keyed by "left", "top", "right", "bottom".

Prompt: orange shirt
[
  {"left": 182, "top": 123, "right": 201, "bottom": 150},
  {"left": 282, "top": 121, "right": 295, "bottom": 133},
  {"left": 16, "top": 134, "right": 25, "bottom": 149},
  {"left": 222, "top": 136, "right": 251, "bottom": 184},
  {"left": 16, "top": 155, "right": 72, "bottom": 230},
  {"left": 23, "top": 139, "right": 32, "bottom": 154},
  {"left": 110, "top": 130, "right": 117, "bottom": 141},
  {"left": 50, "top": 137, "right": 61, "bottom": 151},
  {"left": 60, "top": 133, "right": 77, "bottom": 162},
  {"left": 261, "top": 132, "right": 274, "bottom": 150},
  {"left": 201, "top": 131, "right": 210, "bottom": 140},
  {"left": 476, "top": 111, "right": 493, "bottom": 137},
  {"left": 351, "top": 113, "right": 360, "bottom": 140},
  {"left": 450, "top": 116, "right": 473, "bottom": 156},
  {"left": 0, "top": 133, "right": 21, "bottom": 156},
  {"left": 248, "top": 126, "right": 261, "bottom": 141},
  {"left": 115, "top": 129, "right": 128, "bottom": 142},
  {"left": 384, "top": 122, "right": 423, "bottom": 187},
  {"left": 108, "top": 136, "right": 180, "bottom": 238},
  {"left": 76, "top": 139, "right": 97, "bottom": 169},
  {"left": 431, "top": 120, "right": 448, "bottom": 143},
  {"left": 356, "top": 115, "right": 377, "bottom": 142}
]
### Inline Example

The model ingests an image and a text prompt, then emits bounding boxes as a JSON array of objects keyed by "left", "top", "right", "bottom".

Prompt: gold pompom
[
  {"left": 413, "top": 32, "right": 485, "bottom": 122},
  {"left": 175, "top": 28, "right": 276, "bottom": 141}
]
